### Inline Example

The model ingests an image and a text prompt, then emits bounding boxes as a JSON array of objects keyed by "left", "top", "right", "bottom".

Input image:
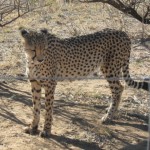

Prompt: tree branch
[
  {"left": 80, "top": 0, "right": 150, "bottom": 24},
  {"left": 0, "top": 11, "right": 28, "bottom": 27},
  {"left": 0, "top": 0, "right": 52, "bottom": 27}
]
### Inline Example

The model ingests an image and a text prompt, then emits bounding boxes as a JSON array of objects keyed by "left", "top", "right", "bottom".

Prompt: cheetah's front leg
[
  {"left": 40, "top": 82, "right": 56, "bottom": 137},
  {"left": 24, "top": 81, "right": 41, "bottom": 135}
]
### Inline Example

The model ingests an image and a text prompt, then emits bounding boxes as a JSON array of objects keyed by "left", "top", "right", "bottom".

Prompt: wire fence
[
  {"left": 148, "top": 83, "right": 150, "bottom": 150},
  {"left": 0, "top": 1, "right": 150, "bottom": 149},
  {"left": 0, "top": 75, "right": 150, "bottom": 82}
]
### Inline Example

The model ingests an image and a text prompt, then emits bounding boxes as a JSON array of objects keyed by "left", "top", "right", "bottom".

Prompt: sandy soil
[
  {"left": 0, "top": 2, "right": 150, "bottom": 150},
  {"left": 0, "top": 79, "right": 149, "bottom": 150}
]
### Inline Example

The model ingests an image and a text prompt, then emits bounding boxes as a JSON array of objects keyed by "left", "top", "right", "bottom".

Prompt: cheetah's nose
[{"left": 38, "top": 59, "right": 44, "bottom": 62}]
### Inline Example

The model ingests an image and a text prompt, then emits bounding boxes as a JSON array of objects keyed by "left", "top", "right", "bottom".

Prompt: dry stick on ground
[{"left": 79, "top": 0, "right": 150, "bottom": 24}]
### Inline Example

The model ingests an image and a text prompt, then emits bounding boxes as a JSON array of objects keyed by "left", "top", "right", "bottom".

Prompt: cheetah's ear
[
  {"left": 41, "top": 28, "right": 48, "bottom": 34},
  {"left": 19, "top": 27, "right": 29, "bottom": 38}
]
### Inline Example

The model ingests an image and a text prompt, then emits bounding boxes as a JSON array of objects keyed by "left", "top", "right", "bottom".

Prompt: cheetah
[{"left": 20, "top": 28, "right": 149, "bottom": 137}]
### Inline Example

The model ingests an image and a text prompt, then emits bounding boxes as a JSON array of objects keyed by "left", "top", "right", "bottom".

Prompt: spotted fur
[{"left": 20, "top": 28, "right": 149, "bottom": 137}]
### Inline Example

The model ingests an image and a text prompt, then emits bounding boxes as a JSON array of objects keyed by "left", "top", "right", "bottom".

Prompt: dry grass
[
  {"left": 1, "top": 2, "right": 149, "bottom": 76},
  {"left": 0, "top": 2, "right": 149, "bottom": 150}
]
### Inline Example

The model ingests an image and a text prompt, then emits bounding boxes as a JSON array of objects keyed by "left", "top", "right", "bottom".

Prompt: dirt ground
[
  {"left": 0, "top": 80, "right": 149, "bottom": 150},
  {"left": 0, "top": 2, "right": 150, "bottom": 150}
]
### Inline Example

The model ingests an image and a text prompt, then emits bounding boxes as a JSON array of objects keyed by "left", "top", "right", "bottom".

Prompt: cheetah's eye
[
  {"left": 41, "top": 28, "right": 48, "bottom": 34},
  {"left": 20, "top": 29, "right": 29, "bottom": 37}
]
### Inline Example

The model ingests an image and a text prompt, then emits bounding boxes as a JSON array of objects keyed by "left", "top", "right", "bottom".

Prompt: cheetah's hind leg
[{"left": 100, "top": 66, "right": 123, "bottom": 124}]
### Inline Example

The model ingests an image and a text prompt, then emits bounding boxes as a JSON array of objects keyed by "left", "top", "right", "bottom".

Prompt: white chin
[{"left": 34, "top": 60, "right": 41, "bottom": 64}]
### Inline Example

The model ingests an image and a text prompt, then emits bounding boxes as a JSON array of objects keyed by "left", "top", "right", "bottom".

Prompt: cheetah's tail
[{"left": 122, "top": 62, "right": 149, "bottom": 92}]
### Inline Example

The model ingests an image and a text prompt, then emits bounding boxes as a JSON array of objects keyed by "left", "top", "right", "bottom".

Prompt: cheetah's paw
[
  {"left": 101, "top": 114, "right": 113, "bottom": 124},
  {"left": 39, "top": 130, "right": 51, "bottom": 138},
  {"left": 24, "top": 126, "right": 38, "bottom": 135}
]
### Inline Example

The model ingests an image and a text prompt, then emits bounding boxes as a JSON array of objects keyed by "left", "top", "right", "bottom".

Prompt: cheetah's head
[{"left": 20, "top": 28, "right": 48, "bottom": 64}]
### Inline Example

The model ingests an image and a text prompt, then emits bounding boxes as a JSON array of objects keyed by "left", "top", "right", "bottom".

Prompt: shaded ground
[
  {"left": 0, "top": 80, "right": 149, "bottom": 150},
  {"left": 0, "top": 2, "right": 150, "bottom": 150}
]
